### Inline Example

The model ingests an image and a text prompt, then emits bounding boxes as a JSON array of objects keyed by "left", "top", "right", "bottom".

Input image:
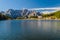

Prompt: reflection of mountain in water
[{"left": 0, "top": 20, "right": 60, "bottom": 40}]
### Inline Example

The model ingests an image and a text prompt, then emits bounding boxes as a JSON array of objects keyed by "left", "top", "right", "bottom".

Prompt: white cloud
[
  {"left": 28, "top": 7, "right": 60, "bottom": 14},
  {"left": 41, "top": 11, "right": 56, "bottom": 14},
  {"left": 28, "top": 7, "right": 60, "bottom": 11}
]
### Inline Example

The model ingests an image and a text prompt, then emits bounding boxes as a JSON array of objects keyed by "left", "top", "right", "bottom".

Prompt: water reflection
[{"left": 0, "top": 20, "right": 60, "bottom": 40}]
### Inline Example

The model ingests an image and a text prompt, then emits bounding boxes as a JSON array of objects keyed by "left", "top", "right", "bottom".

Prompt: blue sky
[{"left": 0, "top": 0, "right": 60, "bottom": 11}]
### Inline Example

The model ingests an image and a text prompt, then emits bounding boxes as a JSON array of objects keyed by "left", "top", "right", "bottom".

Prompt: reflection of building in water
[
  {"left": 41, "top": 21, "right": 58, "bottom": 34},
  {"left": 37, "top": 20, "right": 42, "bottom": 29}
]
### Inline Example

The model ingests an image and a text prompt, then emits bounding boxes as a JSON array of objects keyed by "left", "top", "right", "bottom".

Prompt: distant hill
[{"left": 42, "top": 11, "right": 60, "bottom": 18}]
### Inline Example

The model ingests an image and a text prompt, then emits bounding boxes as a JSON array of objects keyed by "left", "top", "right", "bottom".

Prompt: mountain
[
  {"left": 5, "top": 9, "right": 22, "bottom": 18},
  {"left": 0, "top": 11, "right": 5, "bottom": 15},
  {"left": 0, "top": 9, "right": 42, "bottom": 19}
]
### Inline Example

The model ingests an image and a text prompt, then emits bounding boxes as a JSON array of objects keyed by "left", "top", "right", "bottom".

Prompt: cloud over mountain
[{"left": 28, "top": 7, "right": 60, "bottom": 11}]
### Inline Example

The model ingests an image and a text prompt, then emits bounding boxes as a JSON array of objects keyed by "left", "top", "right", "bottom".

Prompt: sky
[{"left": 0, "top": 0, "right": 60, "bottom": 11}]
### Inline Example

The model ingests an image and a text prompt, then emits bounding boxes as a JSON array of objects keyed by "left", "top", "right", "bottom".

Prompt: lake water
[{"left": 0, "top": 20, "right": 60, "bottom": 40}]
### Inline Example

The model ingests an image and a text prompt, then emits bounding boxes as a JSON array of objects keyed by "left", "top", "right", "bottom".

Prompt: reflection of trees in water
[{"left": 0, "top": 20, "right": 60, "bottom": 40}]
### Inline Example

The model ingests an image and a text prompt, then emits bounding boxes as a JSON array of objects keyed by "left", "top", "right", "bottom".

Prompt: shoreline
[
  {"left": 1, "top": 18, "right": 60, "bottom": 21},
  {"left": 16, "top": 18, "right": 60, "bottom": 20}
]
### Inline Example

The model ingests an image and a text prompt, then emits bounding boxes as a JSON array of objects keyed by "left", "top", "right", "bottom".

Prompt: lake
[{"left": 0, "top": 20, "right": 60, "bottom": 40}]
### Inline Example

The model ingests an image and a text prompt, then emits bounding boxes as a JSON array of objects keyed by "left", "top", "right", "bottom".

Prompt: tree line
[{"left": 0, "top": 11, "right": 60, "bottom": 20}]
